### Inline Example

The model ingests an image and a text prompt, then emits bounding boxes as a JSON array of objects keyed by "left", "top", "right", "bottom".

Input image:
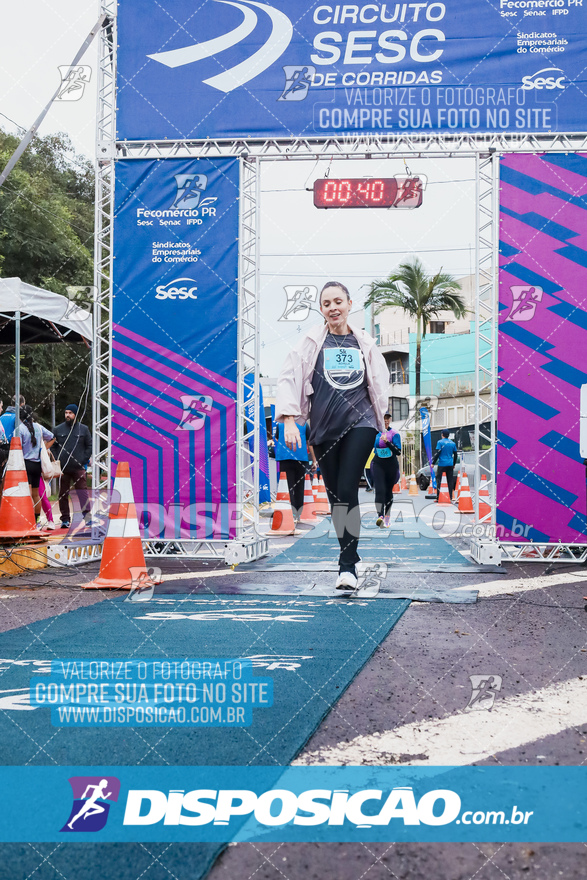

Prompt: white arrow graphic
[
  {"left": 148, "top": 1, "right": 258, "bottom": 68},
  {"left": 148, "top": 0, "right": 293, "bottom": 93}
]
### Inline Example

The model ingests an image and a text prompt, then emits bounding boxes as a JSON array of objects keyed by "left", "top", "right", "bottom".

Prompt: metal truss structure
[
  {"left": 474, "top": 151, "right": 498, "bottom": 527},
  {"left": 93, "top": 0, "right": 117, "bottom": 498},
  {"left": 94, "top": 12, "right": 587, "bottom": 562},
  {"left": 498, "top": 542, "right": 587, "bottom": 564}
]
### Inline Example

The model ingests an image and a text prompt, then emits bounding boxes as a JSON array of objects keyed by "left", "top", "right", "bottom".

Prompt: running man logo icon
[
  {"left": 279, "top": 286, "right": 318, "bottom": 321},
  {"left": 61, "top": 776, "right": 120, "bottom": 832},
  {"left": 172, "top": 173, "right": 217, "bottom": 211},
  {"left": 394, "top": 176, "right": 424, "bottom": 208},
  {"left": 124, "top": 566, "right": 162, "bottom": 603},
  {"left": 355, "top": 562, "right": 387, "bottom": 596},
  {"left": 507, "top": 286, "right": 543, "bottom": 322},
  {"left": 177, "top": 394, "right": 213, "bottom": 430},
  {"left": 57, "top": 65, "right": 92, "bottom": 101},
  {"left": 278, "top": 65, "right": 316, "bottom": 101},
  {"left": 465, "top": 674, "right": 502, "bottom": 711}
]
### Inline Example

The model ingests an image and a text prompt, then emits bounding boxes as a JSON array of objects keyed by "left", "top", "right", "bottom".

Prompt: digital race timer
[{"left": 313, "top": 177, "right": 423, "bottom": 209}]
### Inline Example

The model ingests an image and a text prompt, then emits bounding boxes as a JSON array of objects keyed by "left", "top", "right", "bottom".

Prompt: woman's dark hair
[
  {"left": 320, "top": 281, "right": 351, "bottom": 304},
  {"left": 21, "top": 405, "right": 37, "bottom": 447}
]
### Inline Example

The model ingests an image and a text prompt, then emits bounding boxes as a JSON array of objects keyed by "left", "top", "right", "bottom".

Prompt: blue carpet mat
[
  {"left": 0, "top": 594, "right": 409, "bottom": 879},
  {"left": 249, "top": 516, "right": 481, "bottom": 571}
]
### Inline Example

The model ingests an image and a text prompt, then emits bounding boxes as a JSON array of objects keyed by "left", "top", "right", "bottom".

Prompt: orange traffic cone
[
  {"left": 400, "top": 473, "right": 407, "bottom": 491},
  {"left": 0, "top": 438, "right": 38, "bottom": 538},
  {"left": 408, "top": 474, "right": 419, "bottom": 496},
  {"left": 458, "top": 472, "right": 474, "bottom": 514},
  {"left": 314, "top": 476, "right": 330, "bottom": 515},
  {"left": 426, "top": 476, "right": 436, "bottom": 498},
  {"left": 437, "top": 473, "right": 451, "bottom": 504},
  {"left": 393, "top": 479, "right": 401, "bottom": 494},
  {"left": 453, "top": 472, "right": 461, "bottom": 504},
  {"left": 270, "top": 473, "right": 297, "bottom": 535},
  {"left": 478, "top": 474, "right": 491, "bottom": 519},
  {"left": 82, "top": 462, "right": 160, "bottom": 590},
  {"left": 299, "top": 473, "right": 320, "bottom": 524}
]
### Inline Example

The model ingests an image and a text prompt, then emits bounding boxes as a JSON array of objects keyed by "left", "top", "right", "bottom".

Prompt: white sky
[
  {"left": 0, "top": 0, "right": 99, "bottom": 157},
  {"left": 259, "top": 155, "right": 475, "bottom": 375},
  {"left": 0, "top": 1, "right": 476, "bottom": 379}
]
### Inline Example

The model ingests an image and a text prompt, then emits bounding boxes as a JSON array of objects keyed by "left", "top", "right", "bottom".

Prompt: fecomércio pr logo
[{"left": 61, "top": 776, "right": 120, "bottom": 833}]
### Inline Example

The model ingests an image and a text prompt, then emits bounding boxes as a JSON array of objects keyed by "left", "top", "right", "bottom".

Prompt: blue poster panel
[
  {"left": 117, "top": 0, "right": 587, "bottom": 139},
  {"left": 112, "top": 158, "right": 239, "bottom": 539}
]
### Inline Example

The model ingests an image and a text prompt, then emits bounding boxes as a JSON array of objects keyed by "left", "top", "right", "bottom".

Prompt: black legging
[
  {"left": 313, "top": 427, "right": 377, "bottom": 573},
  {"left": 436, "top": 465, "right": 454, "bottom": 500},
  {"left": 278, "top": 459, "right": 307, "bottom": 518},
  {"left": 371, "top": 455, "right": 399, "bottom": 518}
]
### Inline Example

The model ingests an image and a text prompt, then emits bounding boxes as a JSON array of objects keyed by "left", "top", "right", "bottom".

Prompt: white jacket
[{"left": 275, "top": 321, "right": 390, "bottom": 432}]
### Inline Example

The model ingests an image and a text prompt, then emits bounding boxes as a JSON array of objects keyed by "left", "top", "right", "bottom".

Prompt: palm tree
[{"left": 365, "top": 257, "right": 466, "bottom": 469}]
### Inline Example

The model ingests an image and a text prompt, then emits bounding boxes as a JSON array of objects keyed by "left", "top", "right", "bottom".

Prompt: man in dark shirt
[{"left": 53, "top": 404, "right": 92, "bottom": 528}]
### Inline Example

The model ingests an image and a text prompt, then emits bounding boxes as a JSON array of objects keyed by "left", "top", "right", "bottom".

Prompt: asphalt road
[{"left": 0, "top": 494, "right": 585, "bottom": 880}]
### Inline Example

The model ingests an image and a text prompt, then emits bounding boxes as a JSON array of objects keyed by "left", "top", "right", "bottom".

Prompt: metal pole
[
  {"left": 474, "top": 156, "right": 480, "bottom": 522},
  {"left": 15, "top": 311, "right": 20, "bottom": 432},
  {"left": 0, "top": 14, "right": 108, "bottom": 190}
]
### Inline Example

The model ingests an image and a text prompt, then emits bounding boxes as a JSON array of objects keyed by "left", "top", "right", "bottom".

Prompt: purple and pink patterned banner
[{"left": 498, "top": 153, "right": 587, "bottom": 544}]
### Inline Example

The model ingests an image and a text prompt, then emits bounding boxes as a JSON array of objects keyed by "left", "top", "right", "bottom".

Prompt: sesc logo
[
  {"left": 521, "top": 68, "right": 566, "bottom": 91},
  {"left": 155, "top": 279, "right": 198, "bottom": 301}
]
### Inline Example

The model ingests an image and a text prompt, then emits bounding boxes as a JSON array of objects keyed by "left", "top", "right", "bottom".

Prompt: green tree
[
  {"left": 0, "top": 129, "right": 94, "bottom": 427},
  {"left": 365, "top": 257, "right": 466, "bottom": 468}
]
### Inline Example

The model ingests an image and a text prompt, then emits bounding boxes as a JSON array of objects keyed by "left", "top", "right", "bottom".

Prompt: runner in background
[
  {"left": 276, "top": 281, "right": 388, "bottom": 591},
  {"left": 372, "top": 413, "right": 401, "bottom": 527},
  {"left": 274, "top": 420, "right": 316, "bottom": 524}
]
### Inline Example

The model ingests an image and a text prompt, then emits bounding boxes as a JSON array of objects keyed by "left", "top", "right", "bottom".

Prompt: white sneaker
[{"left": 335, "top": 571, "right": 358, "bottom": 591}]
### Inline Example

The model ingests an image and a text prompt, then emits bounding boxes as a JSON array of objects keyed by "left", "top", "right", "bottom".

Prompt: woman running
[
  {"left": 372, "top": 412, "right": 402, "bottom": 527},
  {"left": 276, "top": 281, "right": 389, "bottom": 590}
]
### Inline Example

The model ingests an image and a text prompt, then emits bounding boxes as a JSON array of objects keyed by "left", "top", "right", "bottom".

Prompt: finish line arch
[{"left": 92, "top": 0, "right": 587, "bottom": 563}]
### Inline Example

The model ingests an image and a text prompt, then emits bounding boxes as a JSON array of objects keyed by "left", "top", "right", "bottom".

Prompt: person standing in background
[
  {"left": 15, "top": 406, "right": 54, "bottom": 522},
  {"left": 53, "top": 404, "right": 92, "bottom": 529},
  {"left": 434, "top": 429, "right": 458, "bottom": 501},
  {"left": 274, "top": 420, "right": 316, "bottom": 523},
  {"left": 0, "top": 394, "right": 26, "bottom": 441}
]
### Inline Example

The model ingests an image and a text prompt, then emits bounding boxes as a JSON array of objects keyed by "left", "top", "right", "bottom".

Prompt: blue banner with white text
[
  {"left": 112, "top": 158, "right": 239, "bottom": 539},
  {"left": 0, "top": 766, "right": 585, "bottom": 842},
  {"left": 117, "top": 0, "right": 587, "bottom": 139}
]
